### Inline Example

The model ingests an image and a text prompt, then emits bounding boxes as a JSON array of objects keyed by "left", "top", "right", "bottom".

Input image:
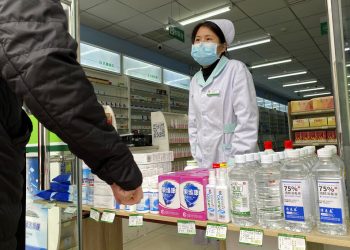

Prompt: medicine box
[
  {"left": 315, "top": 131, "right": 327, "bottom": 142},
  {"left": 293, "top": 119, "right": 309, "bottom": 128},
  {"left": 158, "top": 173, "right": 181, "bottom": 218},
  {"left": 309, "top": 117, "right": 328, "bottom": 127},
  {"left": 327, "top": 131, "right": 337, "bottom": 142},
  {"left": 290, "top": 100, "right": 312, "bottom": 113},
  {"left": 312, "top": 96, "right": 334, "bottom": 110},
  {"left": 328, "top": 116, "right": 336, "bottom": 126}
]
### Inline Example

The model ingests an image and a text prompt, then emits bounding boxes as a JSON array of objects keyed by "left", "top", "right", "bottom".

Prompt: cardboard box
[
  {"left": 158, "top": 173, "right": 181, "bottom": 218},
  {"left": 301, "top": 132, "right": 309, "bottom": 142},
  {"left": 328, "top": 116, "right": 336, "bottom": 126},
  {"left": 291, "top": 100, "right": 313, "bottom": 113},
  {"left": 312, "top": 96, "right": 334, "bottom": 110},
  {"left": 308, "top": 131, "right": 316, "bottom": 142},
  {"left": 180, "top": 173, "right": 209, "bottom": 221},
  {"left": 309, "top": 117, "right": 328, "bottom": 127},
  {"left": 293, "top": 119, "right": 310, "bottom": 128},
  {"left": 315, "top": 131, "right": 327, "bottom": 142},
  {"left": 327, "top": 130, "right": 337, "bottom": 142}
]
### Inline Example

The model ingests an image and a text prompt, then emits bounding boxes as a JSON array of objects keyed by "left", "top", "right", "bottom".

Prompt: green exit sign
[
  {"left": 320, "top": 21, "right": 328, "bottom": 36},
  {"left": 169, "top": 26, "right": 185, "bottom": 43}
]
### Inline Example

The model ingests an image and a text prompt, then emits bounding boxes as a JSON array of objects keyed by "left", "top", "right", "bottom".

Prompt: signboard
[
  {"left": 169, "top": 26, "right": 185, "bottom": 43},
  {"left": 123, "top": 56, "right": 162, "bottom": 83},
  {"left": 80, "top": 42, "right": 121, "bottom": 73},
  {"left": 163, "top": 69, "right": 190, "bottom": 90}
]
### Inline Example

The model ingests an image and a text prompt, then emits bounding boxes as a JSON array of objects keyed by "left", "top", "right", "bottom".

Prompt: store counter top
[{"left": 129, "top": 146, "right": 159, "bottom": 153}]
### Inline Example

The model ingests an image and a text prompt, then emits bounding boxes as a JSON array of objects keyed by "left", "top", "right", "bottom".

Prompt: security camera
[{"left": 157, "top": 43, "right": 163, "bottom": 50}]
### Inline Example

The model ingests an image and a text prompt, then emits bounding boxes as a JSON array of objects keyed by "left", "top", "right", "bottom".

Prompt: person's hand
[{"left": 110, "top": 184, "right": 143, "bottom": 205}]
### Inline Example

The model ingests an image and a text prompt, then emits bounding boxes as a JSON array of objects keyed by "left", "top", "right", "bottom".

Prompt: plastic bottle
[
  {"left": 216, "top": 168, "right": 230, "bottom": 223},
  {"left": 299, "top": 148, "right": 312, "bottom": 170},
  {"left": 306, "top": 146, "right": 317, "bottom": 166},
  {"left": 277, "top": 152, "right": 285, "bottom": 165},
  {"left": 313, "top": 148, "right": 348, "bottom": 235},
  {"left": 264, "top": 141, "right": 275, "bottom": 154},
  {"left": 284, "top": 140, "right": 293, "bottom": 159},
  {"left": 246, "top": 153, "right": 260, "bottom": 170},
  {"left": 258, "top": 152, "right": 266, "bottom": 163},
  {"left": 272, "top": 153, "right": 281, "bottom": 169},
  {"left": 229, "top": 154, "right": 257, "bottom": 226},
  {"left": 206, "top": 170, "right": 217, "bottom": 221},
  {"left": 255, "top": 154, "right": 284, "bottom": 229},
  {"left": 149, "top": 176, "right": 159, "bottom": 214},
  {"left": 136, "top": 178, "right": 150, "bottom": 213},
  {"left": 324, "top": 145, "right": 345, "bottom": 170},
  {"left": 281, "top": 150, "right": 313, "bottom": 232},
  {"left": 253, "top": 153, "right": 261, "bottom": 167},
  {"left": 82, "top": 163, "right": 91, "bottom": 205}
]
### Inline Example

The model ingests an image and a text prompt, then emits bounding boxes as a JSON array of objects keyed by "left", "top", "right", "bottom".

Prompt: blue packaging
[
  {"left": 36, "top": 190, "right": 54, "bottom": 201},
  {"left": 52, "top": 174, "right": 72, "bottom": 184},
  {"left": 50, "top": 182, "right": 73, "bottom": 193},
  {"left": 51, "top": 192, "right": 73, "bottom": 202}
]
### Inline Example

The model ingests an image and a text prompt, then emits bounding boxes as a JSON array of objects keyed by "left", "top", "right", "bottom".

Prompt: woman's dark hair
[
  {"left": 191, "top": 21, "right": 229, "bottom": 58},
  {"left": 191, "top": 21, "right": 226, "bottom": 44}
]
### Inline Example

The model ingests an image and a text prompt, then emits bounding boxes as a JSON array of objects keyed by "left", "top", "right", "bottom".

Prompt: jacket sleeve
[
  {"left": 0, "top": 0, "right": 142, "bottom": 190},
  {"left": 188, "top": 78, "right": 198, "bottom": 160},
  {"left": 231, "top": 63, "right": 259, "bottom": 155}
]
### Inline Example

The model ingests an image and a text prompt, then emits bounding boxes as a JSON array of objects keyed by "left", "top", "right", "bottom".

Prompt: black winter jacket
[{"left": 0, "top": 0, "right": 142, "bottom": 248}]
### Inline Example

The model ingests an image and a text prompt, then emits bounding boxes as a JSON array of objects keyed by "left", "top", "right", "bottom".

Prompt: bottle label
[
  {"left": 206, "top": 187, "right": 216, "bottom": 217},
  {"left": 282, "top": 180, "right": 306, "bottom": 222},
  {"left": 230, "top": 181, "right": 250, "bottom": 216},
  {"left": 150, "top": 191, "right": 159, "bottom": 212},
  {"left": 217, "top": 190, "right": 226, "bottom": 220},
  {"left": 317, "top": 179, "right": 344, "bottom": 224}
]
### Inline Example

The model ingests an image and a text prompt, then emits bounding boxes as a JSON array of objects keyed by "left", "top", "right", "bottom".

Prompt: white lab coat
[{"left": 188, "top": 56, "right": 259, "bottom": 168}]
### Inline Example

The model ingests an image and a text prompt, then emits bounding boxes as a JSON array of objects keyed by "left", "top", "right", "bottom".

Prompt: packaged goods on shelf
[
  {"left": 315, "top": 131, "right": 327, "bottom": 142},
  {"left": 327, "top": 130, "right": 337, "bottom": 142},
  {"left": 132, "top": 151, "right": 174, "bottom": 164},
  {"left": 158, "top": 173, "right": 181, "bottom": 218},
  {"left": 312, "top": 96, "right": 334, "bottom": 110},
  {"left": 290, "top": 100, "right": 313, "bottom": 113},
  {"left": 328, "top": 116, "right": 336, "bottom": 126},
  {"left": 293, "top": 118, "right": 309, "bottom": 128},
  {"left": 309, "top": 117, "right": 328, "bottom": 127},
  {"left": 93, "top": 175, "right": 115, "bottom": 209}
]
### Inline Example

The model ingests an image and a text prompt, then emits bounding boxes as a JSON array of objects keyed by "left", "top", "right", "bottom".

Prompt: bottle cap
[
  {"left": 284, "top": 140, "right": 293, "bottom": 149},
  {"left": 287, "top": 149, "right": 300, "bottom": 159},
  {"left": 325, "top": 145, "right": 337, "bottom": 155},
  {"left": 264, "top": 141, "right": 273, "bottom": 150},
  {"left": 317, "top": 148, "right": 332, "bottom": 158},
  {"left": 245, "top": 153, "right": 255, "bottom": 162},
  {"left": 261, "top": 154, "right": 273, "bottom": 164},
  {"left": 235, "top": 154, "right": 246, "bottom": 164},
  {"left": 212, "top": 163, "right": 220, "bottom": 169}
]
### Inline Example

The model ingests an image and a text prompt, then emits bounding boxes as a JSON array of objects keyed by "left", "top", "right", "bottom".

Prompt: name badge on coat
[{"left": 207, "top": 89, "right": 220, "bottom": 96}]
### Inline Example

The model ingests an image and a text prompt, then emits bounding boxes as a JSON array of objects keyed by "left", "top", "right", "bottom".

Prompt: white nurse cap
[{"left": 208, "top": 19, "right": 235, "bottom": 45}]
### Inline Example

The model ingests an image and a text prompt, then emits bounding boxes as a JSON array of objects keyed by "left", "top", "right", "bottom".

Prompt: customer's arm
[{"left": 0, "top": 0, "right": 142, "bottom": 191}]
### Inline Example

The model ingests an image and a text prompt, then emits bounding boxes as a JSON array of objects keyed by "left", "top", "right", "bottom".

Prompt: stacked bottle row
[{"left": 226, "top": 145, "right": 348, "bottom": 236}]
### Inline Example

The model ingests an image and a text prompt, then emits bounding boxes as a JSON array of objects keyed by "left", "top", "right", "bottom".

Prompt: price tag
[
  {"left": 239, "top": 228, "right": 263, "bottom": 246},
  {"left": 101, "top": 210, "right": 115, "bottom": 223},
  {"left": 177, "top": 220, "right": 196, "bottom": 235},
  {"left": 90, "top": 208, "right": 100, "bottom": 222},
  {"left": 129, "top": 214, "right": 143, "bottom": 227},
  {"left": 206, "top": 223, "right": 227, "bottom": 240},
  {"left": 278, "top": 233, "right": 306, "bottom": 250},
  {"left": 64, "top": 206, "right": 77, "bottom": 214}
]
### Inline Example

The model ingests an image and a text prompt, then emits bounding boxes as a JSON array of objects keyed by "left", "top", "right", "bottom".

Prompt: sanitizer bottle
[
  {"left": 206, "top": 170, "right": 217, "bottom": 221},
  {"left": 216, "top": 168, "right": 230, "bottom": 223}
]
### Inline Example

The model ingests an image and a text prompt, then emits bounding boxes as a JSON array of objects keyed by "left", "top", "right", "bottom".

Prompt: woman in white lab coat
[{"left": 189, "top": 19, "right": 259, "bottom": 168}]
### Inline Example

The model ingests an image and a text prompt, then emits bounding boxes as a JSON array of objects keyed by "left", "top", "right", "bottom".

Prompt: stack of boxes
[
  {"left": 291, "top": 96, "right": 336, "bottom": 144},
  {"left": 158, "top": 169, "right": 209, "bottom": 221}
]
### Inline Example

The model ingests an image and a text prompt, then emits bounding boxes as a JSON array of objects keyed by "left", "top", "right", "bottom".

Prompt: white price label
[
  {"left": 129, "top": 215, "right": 143, "bottom": 227},
  {"left": 206, "top": 223, "right": 227, "bottom": 240},
  {"left": 239, "top": 228, "right": 263, "bottom": 246},
  {"left": 101, "top": 211, "right": 115, "bottom": 223},
  {"left": 90, "top": 208, "right": 100, "bottom": 222},
  {"left": 177, "top": 220, "right": 196, "bottom": 235},
  {"left": 64, "top": 206, "right": 77, "bottom": 214},
  {"left": 278, "top": 234, "right": 306, "bottom": 250}
]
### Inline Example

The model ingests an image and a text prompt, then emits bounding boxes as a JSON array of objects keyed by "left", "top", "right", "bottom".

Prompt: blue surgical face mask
[{"left": 191, "top": 42, "right": 219, "bottom": 66}]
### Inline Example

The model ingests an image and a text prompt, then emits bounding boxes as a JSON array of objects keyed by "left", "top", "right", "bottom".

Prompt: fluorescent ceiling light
[
  {"left": 348, "top": 75, "right": 350, "bottom": 78},
  {"left": 250, "top": 58, "right": 292, "bottom": 69},
  {"left": 268, "top": 70, "right": 307, "bottom": 80},
  {"left": 283, "top": 80, "right": 317, "bottom": 87},
  {"left": 346, "top": 63, "right": 350, "bottom": 67},
  {"left": 178, "top": 5, "right": 231, "bottom": 26},
  {"left": 228, "top": 37, "right": 271, "bottom": 51},
  {"left": 303, "top": 92, "right": 331, "bottom": 98},
  {"left": 294, "top": 87, "right": 325, "bottom": 93},
  {"left": 345, "top": 47, "right": 350, "bottom": 52}
]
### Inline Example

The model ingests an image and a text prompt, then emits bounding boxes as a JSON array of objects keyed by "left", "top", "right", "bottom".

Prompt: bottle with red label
[{"left": 264, "top": 141, "right": 274, "bottom": 154}]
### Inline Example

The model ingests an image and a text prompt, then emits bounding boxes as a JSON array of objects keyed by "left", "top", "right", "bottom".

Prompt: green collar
[{"left": 194, "top": 56, "right": 229, "bottom": 88}]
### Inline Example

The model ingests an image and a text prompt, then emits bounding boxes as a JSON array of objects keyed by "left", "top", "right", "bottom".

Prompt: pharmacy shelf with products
[
  {"left": 130, "top": 79, "right": 169, "bottom": 134},
  {"left": 169, "top": 86, "right": 189, "bottom": 114},
  {"left": 84, "top": 67, "right": 131, "bottom": 133},
  {"left": 35, "top": 147, "right": 350, "bottom": 249},
  {"left": 151, "top": 111, "right": 192, "bottom": 171},
  {"left": 258, "top": 106, "right": 289, "bottom": 151},
  {"left": 288, "top": 96, "right": 337, "bottom": 148}
]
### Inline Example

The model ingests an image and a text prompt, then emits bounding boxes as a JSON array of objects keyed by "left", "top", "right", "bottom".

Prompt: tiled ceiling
[{"left": 80, "top": 0, "right": 350, "bottom": 101}]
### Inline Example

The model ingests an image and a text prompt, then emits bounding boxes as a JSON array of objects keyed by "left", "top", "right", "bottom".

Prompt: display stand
[
  {"left": 169, "top": 86, "right": 189, "bottom": 114},
  {"left": 151, "top": 111, "right": 192, "bottom": 171},
  {"left": 34, "top": 200, "right": 350, "bottom": 249},
  {"left": 287, "top": 102, "right": 337, "bottom": 147},
  {"left": 84, "top": 67, "right": 131, "bottom": 134}
]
